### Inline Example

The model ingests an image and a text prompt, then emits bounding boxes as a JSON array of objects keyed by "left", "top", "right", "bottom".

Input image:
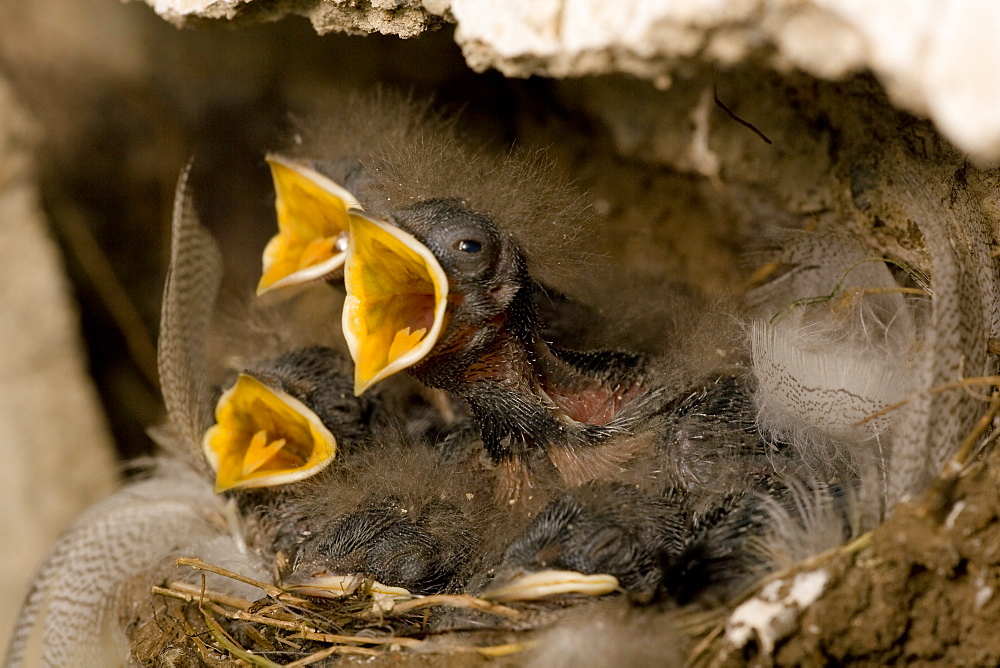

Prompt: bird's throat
[
  {"left": 537, "top": 356, "right": 639, "bottom": 426},
  {"left": 468, "top": 334, "right": 637, "bottom": 427}
]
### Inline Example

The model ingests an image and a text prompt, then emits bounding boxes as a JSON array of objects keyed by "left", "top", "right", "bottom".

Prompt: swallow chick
[
  {"left": 339, "top": 196, "right": 664, "bottom": 496},
  {"left": 253, "top": 91, "right": 520, "bottom": 298},
  {"left": 256, "top": 155, "right": 365, "bottom": 295},
  {"left": 248, "top": 95, "right": 673, "bottom": 496},
  {"left": 480, "top": 483, "right": 686, "bottom": 605},
  {"left": 258, "top": 433, "right": 504, "bottom": 605},
  {"left": 255, "top": 134, "right": 607, "bottom": 352}
]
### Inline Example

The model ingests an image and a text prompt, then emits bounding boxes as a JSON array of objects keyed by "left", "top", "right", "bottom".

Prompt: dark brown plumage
[
  {"left": 281, "top": 493, "right": 476, "bottom": 598},
  {"left": 244, "top": 432, "right": 519, "bottom": 602},
  {"left": 482, "top": 482, "right": 686, "bottom": 604}
]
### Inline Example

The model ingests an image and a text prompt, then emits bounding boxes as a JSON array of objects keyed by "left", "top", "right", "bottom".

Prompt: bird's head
[
  {"left": 481, "top": 484, "right": 679, "bottom": 603},
  {"left": 481, "top": 492, "right": 623, "bottom": 603},
  {"left": 279, "top": 496, "right": 470, "bottom": 600},
  {"left": 343, "top": 198, "right": 532, "bottom": 395}
]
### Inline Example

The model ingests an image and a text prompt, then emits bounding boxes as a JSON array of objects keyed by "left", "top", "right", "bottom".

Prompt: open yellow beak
[
  {"left": 257, "top": 154, "right": 364, "bottom": 295},
  {"left": 481, "top": 570, "right": 620, "bottom": 602},
  {"left": 202, "top": 374, "right": 337, "bottom": 493},
  {"left": 342, "top": 213, "right": 449, "bottom": 395}
]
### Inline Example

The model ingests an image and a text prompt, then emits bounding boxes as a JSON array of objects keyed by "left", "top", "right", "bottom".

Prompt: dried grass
[{"left": 147, "top": 557, "right": 536, "bottom": 666}]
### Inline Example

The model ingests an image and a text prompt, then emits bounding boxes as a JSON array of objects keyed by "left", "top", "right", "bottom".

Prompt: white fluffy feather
[
  {"left": 748, "top": 227, "right": 923, "bottom": 479},
  {"left": 751, "top": 315, "right": 913, "bottom": 444},
  {"left": 3, "top": 461, "right": 254, "bottom": 667}
]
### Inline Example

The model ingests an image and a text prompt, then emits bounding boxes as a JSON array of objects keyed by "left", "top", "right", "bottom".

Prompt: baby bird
[
  {"left": 342, "top": 200, "right": 658, "bottom": 492},
  {"left": 253, "top": 90, "right": 568, "bottom": 299},
  {"left": 343, "top": 204, "right": 783, "bottom": 502},
  {"left": 245, "top": 93, "right": 667, "bottom": 493},
  {"left": 255, "top": 155, "right": 363, "bottom": 295},
  {"left": 255, "top": 433, "right": 505, "bottom": 604}
]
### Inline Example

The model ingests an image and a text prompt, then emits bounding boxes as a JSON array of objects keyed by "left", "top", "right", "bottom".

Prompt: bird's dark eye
[{"left": 455, "top": 239, "right": 482, "bottom": 254}]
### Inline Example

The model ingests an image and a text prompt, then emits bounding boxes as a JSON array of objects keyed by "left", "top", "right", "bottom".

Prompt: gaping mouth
[
  {"left": 281, "top": 571, "right": 413, "bottom": 601},
  {"left": 257, "top": 155, "right": 363, "bottom": 295},
  {"left": 480, "top": 569, "right": 620, "bottom": 602},
  {"left": 342, "top": 213, "right": 449, "bottom": 395},
  {"left": 202, "top": 374, "right": 337, "bottom": 493}
]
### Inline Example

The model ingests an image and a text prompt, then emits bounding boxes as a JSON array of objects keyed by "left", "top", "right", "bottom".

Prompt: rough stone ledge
[{"left": 135, "top": 0, "right": 1000, "bottom": 162}]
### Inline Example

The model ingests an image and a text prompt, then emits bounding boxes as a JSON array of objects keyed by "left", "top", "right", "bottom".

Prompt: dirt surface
[{"left": 689, "top": 441, "right": 1000, "bottom": 667}]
